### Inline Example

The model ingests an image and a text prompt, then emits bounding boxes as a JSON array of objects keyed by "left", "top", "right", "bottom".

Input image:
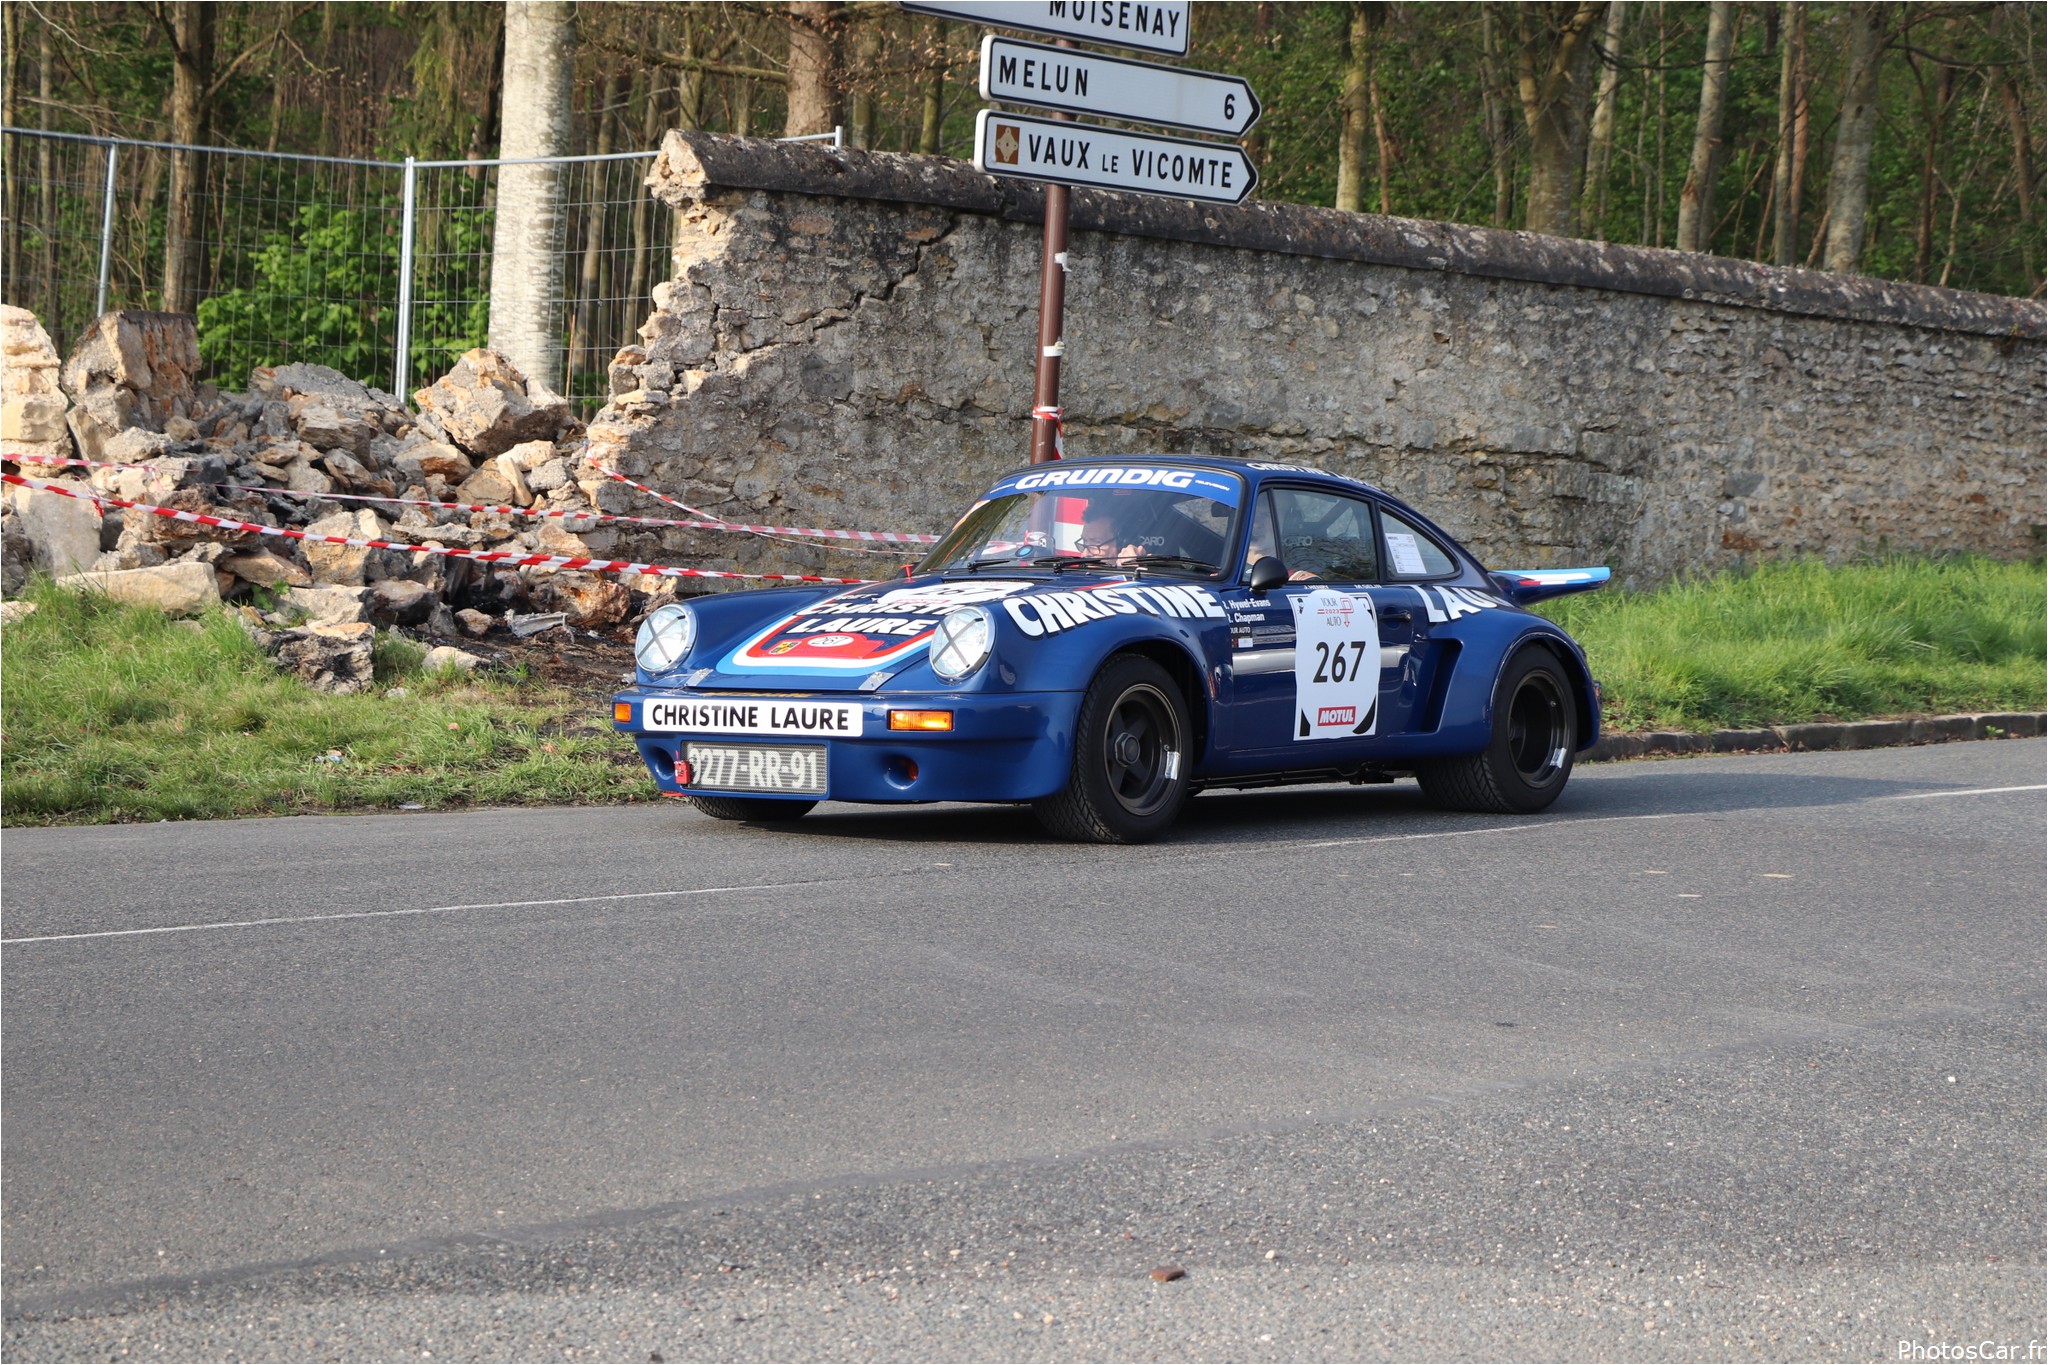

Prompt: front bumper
[{"left": 612, "top": 688, "right": 1085, "bottom": 803}]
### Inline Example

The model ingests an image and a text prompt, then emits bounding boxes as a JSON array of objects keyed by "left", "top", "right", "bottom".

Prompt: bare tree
[
  {"left": 784, "top": 1, "right": 840, "bottom": 139},
  {"left": 1509, "top": 0, "right": 1605, "bottom": 237},
  {"left": 1770, "top": 0, "right": 1811, "bottom": 264},
  {"left": 1822, "top": 2, "right": 1890, "bottom": 274},
  {"left": 487, "top": 0, "right": 577, "bottom": 392},
  {"left": 917, "top": 14, "right": 946, "bottom": 154},
  {"left": 158, "top": 1, "right": 214, "bottom": 314},
  {"left": 848, "top": 5, "right": 882, "bottom": 149},
  {"left": 1580, "top": 0, "right": 1629, "bottom": 238},
  {"left": 1478, "top": 4, "right": 1517, "bottom": 227},
  {"left": 1335, "top": 3, "right": 1379, "bottom": 212},
  {"left": 1676, "top": 1, "right": 1737, "bottom": 253}
]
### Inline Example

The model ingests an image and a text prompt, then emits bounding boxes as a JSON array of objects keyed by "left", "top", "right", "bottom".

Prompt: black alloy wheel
[{"left": 1034, "top": 654, "right": 1193, "bottom": 843}]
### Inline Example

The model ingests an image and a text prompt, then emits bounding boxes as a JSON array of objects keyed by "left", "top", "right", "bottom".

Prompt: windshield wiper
[
  {"left": 965, "top": 555, "right": 1029, "bottom": 571},
  {"left": 1050, "top": 555, "right": 1117, "bottom": 573},
  {"left": 1126, "top": 555, "right": 1218, "bottom": 574}
]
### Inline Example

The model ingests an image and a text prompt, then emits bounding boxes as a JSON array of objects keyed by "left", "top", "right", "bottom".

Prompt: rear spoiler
[{"left": 1489, "top": 566, "right": 1611, "bottom": 606}]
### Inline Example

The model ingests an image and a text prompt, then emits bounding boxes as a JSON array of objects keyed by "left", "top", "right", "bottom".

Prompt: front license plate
[{"left": 681, "top": 742, "right": 827, "bottom": 796}]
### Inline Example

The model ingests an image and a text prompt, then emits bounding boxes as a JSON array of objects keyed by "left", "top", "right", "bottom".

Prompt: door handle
[{"left": 1380, "top": 608, "right": 1412, "bottom": 623}]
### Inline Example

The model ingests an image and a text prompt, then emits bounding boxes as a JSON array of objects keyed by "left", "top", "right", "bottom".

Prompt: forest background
[{"left": 2, "top": 1, "right": 2042, "bottom": 396}]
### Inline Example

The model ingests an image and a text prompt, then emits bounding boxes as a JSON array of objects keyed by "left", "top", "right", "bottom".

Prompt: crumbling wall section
[{"left": 585, "top": 131, "right": 2045, "bottom": 585}]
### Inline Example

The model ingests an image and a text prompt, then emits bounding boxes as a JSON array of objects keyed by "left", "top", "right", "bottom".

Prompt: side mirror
[{"left": 1247, "top": 555, "right": 1289, "bottom": 594}]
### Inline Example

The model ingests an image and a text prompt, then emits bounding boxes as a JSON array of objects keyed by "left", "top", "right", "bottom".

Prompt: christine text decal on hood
[{"left": 1002, "top": 582, "right": 1227, "bottom": 636}]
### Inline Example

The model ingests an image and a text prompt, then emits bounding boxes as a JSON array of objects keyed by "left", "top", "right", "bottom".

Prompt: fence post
[
  {"left": 94, "top": 142, "right": 118, "bottom": 318},
  {"left": 393, "top": 155, "right": 418, "bottom": 398}
]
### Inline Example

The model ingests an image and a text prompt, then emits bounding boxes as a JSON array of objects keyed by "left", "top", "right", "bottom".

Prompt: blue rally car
[{"left": 613, "top": 456, "right": 1610, "bottom": 843}]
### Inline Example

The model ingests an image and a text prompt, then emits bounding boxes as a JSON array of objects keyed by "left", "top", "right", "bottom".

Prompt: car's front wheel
[
  {"left": 690, "top": 796, "right": 818, "bottom": 823},
  {"left": 1034, "top": 654, "right": 1192, "bottom": 844},
  {"left": 1416, "top": 646, "right": 1577, "bottom": 814}
]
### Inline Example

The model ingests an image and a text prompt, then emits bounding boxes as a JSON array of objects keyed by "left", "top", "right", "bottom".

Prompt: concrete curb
[{"left": 1582, "top": 712, "right": 2046, "bottom": 763}]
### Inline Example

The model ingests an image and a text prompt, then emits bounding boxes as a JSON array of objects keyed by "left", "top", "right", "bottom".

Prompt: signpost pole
[{"left": 1028, "top": 41, "right": 1074, "bottom": 464}]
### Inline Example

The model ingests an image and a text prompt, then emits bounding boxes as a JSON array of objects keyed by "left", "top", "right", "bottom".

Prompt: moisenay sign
[
  {"left": 977, "top": 34, "right": 1261, "bottom": 137},
  {"left": 900, "top": 0, "right": 1190, "bottom": 57},
  {"left": 973, "top": 108, "right": 1257, "bottom": 205}
]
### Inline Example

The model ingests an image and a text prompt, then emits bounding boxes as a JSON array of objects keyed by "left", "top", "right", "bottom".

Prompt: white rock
[
  {"left": 422, "top": 644, "right": 486, "bottom": 673},
  {"left": 55, "top": 561, "right": 221, "bottom": 616}
]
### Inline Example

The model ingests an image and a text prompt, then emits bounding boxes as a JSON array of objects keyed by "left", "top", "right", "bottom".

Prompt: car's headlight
[
  {"left": 929, "top": 605, "right": 994, "bottom": 682},
  {"left": 635, "top": 602, "right": 696, "bottom": 674}
]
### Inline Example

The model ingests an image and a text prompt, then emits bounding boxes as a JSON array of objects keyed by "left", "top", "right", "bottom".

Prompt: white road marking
[
  {"left": 1296, "top": 811, "right": 1679, "bottom": 850},
  {"left": 1885, "top": 784, "right": 2046, "bottom": 800},
  {"left": 0, "top": 881, "right": 826, "bottom": 946}
]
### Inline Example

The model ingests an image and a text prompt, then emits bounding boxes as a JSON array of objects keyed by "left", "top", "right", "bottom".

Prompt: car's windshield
[{"left": 918, "top": 465, "right": 1244, "bottom": 577}]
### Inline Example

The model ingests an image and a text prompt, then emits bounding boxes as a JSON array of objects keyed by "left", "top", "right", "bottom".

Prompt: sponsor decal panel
[
  {"left": 645, "top": 697, "right": 863, "bottom": 737},
  {"left": 1002, "top": 582, "right": 1228, "bottom": 637},
  {"left": 1291, "top": 588, "right": 1379, "bottom": 739},
  {"left": 1418, "top": 585, "right": 1502, "bottom": 623},
  {"left": 984, "top": 464, "right": 1241, "bottom": 507}
]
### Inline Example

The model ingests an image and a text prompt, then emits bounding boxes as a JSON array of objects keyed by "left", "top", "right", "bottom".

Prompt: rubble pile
[{"left": 2, "top": 305, "right": 678, "bottom": 691}]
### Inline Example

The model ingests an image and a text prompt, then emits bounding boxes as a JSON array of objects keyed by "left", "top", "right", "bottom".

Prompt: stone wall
[{"left": 585, "top": 130, "right": 2045, "bottom": 586}]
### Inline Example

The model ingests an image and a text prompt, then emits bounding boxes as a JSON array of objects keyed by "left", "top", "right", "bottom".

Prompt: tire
[
  {"left": 1416, "top": 646, "right": 1577, "bottom": 814},
  {"left": 690, "top": 795, "right": 818, "bottom": 823},
  {"left": 1034, "top": 655, "right": 1193, "bottom": 844}
]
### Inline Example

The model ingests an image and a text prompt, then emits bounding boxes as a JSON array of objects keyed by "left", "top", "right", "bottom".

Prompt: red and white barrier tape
[
  {"left": 588, "top": 463, "right": 938, "bottom": 544},
  {"left": 1, "top": 473, "right": 869, "bottom": 585},
  {"left": 3, "top": 452, "right": 941, "bottom": 549},
  {"left": 1030, "top": 405, "right": 1066, "bottom": 460}
]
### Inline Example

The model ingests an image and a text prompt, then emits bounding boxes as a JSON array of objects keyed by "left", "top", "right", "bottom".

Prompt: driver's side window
[{"left": 1260, "top": 488, "right": 1380, "bottom": 583}]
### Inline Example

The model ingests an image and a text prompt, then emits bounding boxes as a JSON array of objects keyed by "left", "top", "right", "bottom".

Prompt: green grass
[
  {"left": 1, "top": 581, "right": 654, "bottom": 825},
  {"left": 1537, "top": 556, "right": 2046, "bottom": 733},
  {"left": 3, "top": 556, "right": 2041, "bottom": 824}
]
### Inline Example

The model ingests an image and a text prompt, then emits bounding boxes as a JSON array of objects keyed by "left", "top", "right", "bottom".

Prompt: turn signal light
[
  {"left": 888, "top": 709, "right": 954, "bottom": 731},
  {"left": 613, "top": 702, "right": 633, "bottom": 723}
]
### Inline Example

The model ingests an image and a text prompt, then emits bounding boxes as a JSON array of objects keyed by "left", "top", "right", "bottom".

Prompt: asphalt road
[{"left": 3, "top": 740, "right": 2043, "bottom": 1362}]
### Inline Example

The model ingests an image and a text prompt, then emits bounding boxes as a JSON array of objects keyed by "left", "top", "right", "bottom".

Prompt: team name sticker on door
[{"left": 1291, "top": 588, "right": 1379, "bottom": 739}]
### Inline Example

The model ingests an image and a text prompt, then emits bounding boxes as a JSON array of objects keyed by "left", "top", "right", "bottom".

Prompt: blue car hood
[{"left": 691, "top": 572, "right": 1225, "bottom": 691}]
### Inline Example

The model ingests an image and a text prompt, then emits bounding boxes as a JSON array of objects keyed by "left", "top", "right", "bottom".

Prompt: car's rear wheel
[
  {"left": 690, "top": 795, "right": 818, "bottom": 823},
  {"left": 1034, "top": 655, "right": 1192, "bottom": 844},
  {"left": 1416, "top": 647, "right": 1576, "bottom": 814}
]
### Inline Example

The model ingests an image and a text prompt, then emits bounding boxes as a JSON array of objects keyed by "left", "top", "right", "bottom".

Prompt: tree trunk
[
  {"left": 1770, "top": 1, "right": 1807, "bottom": 264},
  {"left": 1676, "top": 1, "right": 1736, "bottom": 254},
  {"left": 917, "top": 15, "right": 944, "bottom": 154},
  {"left": 569, "top": 70, "right": 619, "bottom": 385},
  {"left": 848, "top": 9, "right": 880, "bottom": 149},
  {"left": 1653, "top": 5, "right": 1667, "bottom": 245},
  {"left": 1999, "top": 75, "right": 2040, "bottom": 293},
  {"left": 162, "top": 0, "right": 215, "bottom": 315},
  {"left": 487, "top": 0, "right": 577, "bottom": 393},
  {"left": 627, "top": 66, "right": 664, "bottom": 315},
  {"left": 1244, "top": 2, "right": 1274, "bottom": 170},
  {"left": 38, "top": 18, "right": 59, "bottom": 341},
  {"left": 1335, "top": 4, "right": 1376, "bottom": 212},
  {"left": 1580, "top": 0, "right": 1628, "bottom": 238},
  {"left": 1479, "top": 5, "right": 1515, "bottom": 227},
  {"left": 1911, "top": 53, "right": 1955, "bottom": 283},
  {"left": 1513, "top": 1, "right": 1604, "bottom": 238},
  {"left": 784, "top": 1, "right": 839, "bottom": 139},
  {"left": 1822, "top": 2, "right": 1888, "bottom": 275}
]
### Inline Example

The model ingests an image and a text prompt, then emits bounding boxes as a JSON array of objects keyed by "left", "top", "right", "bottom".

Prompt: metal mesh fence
[{"left": 0, "top": 127, "right": 710, "bottom": 414}]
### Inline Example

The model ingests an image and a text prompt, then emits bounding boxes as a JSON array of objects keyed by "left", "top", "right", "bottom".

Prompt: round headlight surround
[
  {"left": 634, "top": 602, "right": 697, "bottom": 674},
  {"left": 929, "top": 605, "right": 995, "bottom": 683}
]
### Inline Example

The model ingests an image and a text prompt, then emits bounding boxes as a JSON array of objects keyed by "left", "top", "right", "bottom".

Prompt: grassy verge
[
  {"left": 1538, "top": 556, "right": 2045, "bottom": 733},
  {"left": 1, "top": 581, "right": 653, "bottom": 826}
]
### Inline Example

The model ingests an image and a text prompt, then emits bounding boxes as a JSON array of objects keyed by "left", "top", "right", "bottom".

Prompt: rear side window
[
  {"left": 1380, "top": 509, "right": 1458, "bottom": 578},
  {"left": 1262, "top": 488, "right": 1380, "bottom": 582}
]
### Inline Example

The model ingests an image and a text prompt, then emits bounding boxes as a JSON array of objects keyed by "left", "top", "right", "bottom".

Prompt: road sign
[
  {"left": 900, "top": 1, "right": 1190, "bottom": 57},
  {"left": 978, "top": 35, "right": 1261, "bottom": 136},
  {"left": 974, "top": 108, "right": 1257, "bottom": 205}
]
